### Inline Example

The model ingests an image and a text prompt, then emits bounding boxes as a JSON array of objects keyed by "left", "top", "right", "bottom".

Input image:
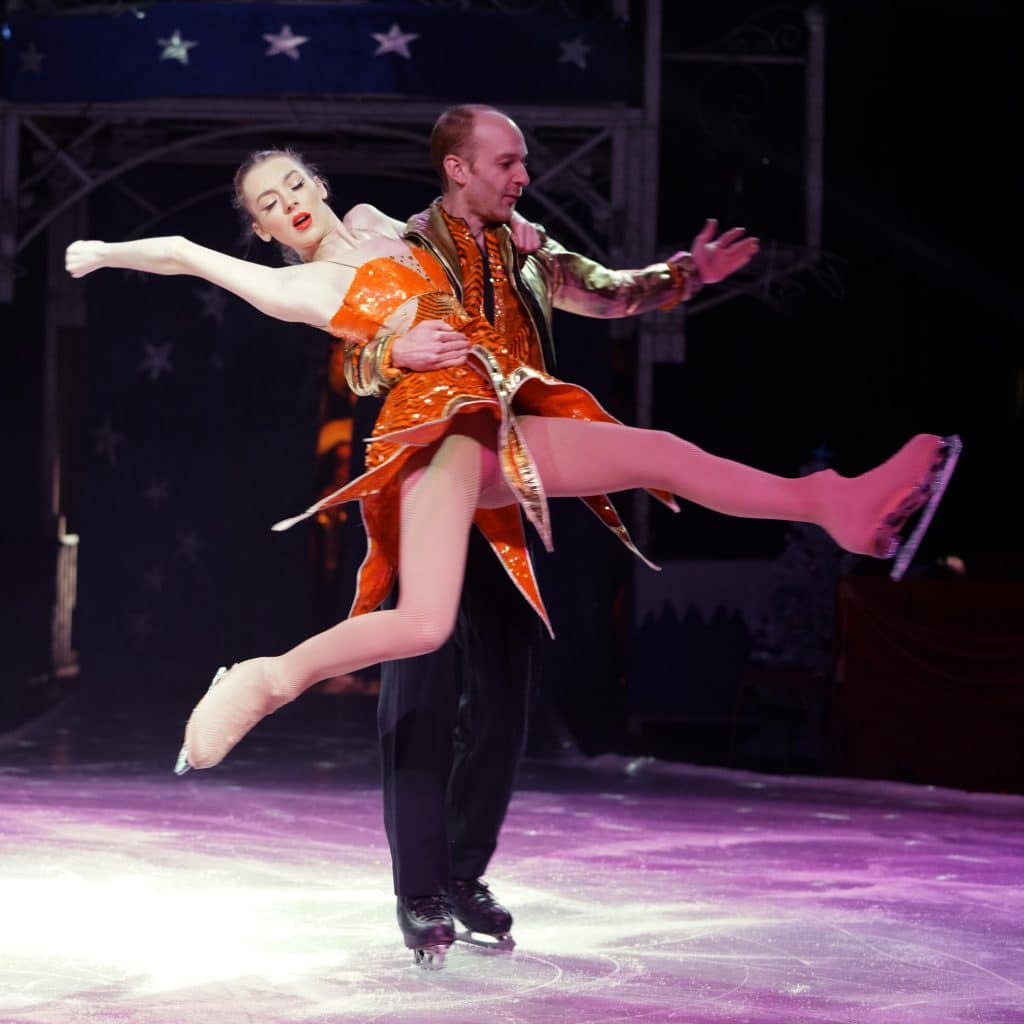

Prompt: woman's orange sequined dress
[{"left": 273, "top": 246, "right": 675, "bottom": 635}]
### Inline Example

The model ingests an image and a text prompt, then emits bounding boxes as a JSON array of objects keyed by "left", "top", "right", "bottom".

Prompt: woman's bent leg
[
  {"left": 183, "top": 431, "right": 485, "bottom": 769},
  {"left": 517, "top": 417, "right": 944, "bottom": 556}
]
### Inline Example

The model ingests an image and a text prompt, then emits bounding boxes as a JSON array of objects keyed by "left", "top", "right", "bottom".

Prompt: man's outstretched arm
[{"left": 540, "top": 219, "right": 759, "bottom": 319}]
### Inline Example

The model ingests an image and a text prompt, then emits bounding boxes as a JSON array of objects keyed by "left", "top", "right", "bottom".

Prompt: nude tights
[{"left": 183, "top": 418, "right": 937, "bottom": 768}]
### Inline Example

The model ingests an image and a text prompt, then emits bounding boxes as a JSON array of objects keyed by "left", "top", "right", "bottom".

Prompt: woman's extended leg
[
  {"left": 516, "top": 417, "right": 946, "bottom": 556},
  {"left": 181, "top": 430, "right": 486, "bottom": 770}
]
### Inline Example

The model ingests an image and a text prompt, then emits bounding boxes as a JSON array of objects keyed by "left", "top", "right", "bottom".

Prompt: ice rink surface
[{"left": 1, "top": 695, "right": 1023, "bottom": 1024}]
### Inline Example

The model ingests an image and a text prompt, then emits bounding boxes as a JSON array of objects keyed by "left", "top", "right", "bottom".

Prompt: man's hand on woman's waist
[{"left": 390, "top": 319, "right": 471, "bottom": 372}]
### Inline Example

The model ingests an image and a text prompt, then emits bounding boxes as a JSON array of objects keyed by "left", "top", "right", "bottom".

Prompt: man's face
[{"left": 457, "top": 112, "right": 530, "bottom": 225}]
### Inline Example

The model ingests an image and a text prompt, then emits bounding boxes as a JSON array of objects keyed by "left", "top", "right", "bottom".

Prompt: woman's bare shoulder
[
  {"left": 318, "top": 232, "right": 409, "bottom": 266},
  {"left": 341, "top": 203, "right": 405, "bottom": 238}
]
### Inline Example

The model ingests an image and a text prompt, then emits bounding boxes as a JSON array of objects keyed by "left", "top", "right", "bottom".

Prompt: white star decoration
[
  {"left": 129, "top": 610, "right": 153, "bottom": 641},
  {"left": 91, "top": 418, "right": 125, "bottom": 466},
  {"left": 144, "top": 479, "right": 169, "bottom": 506},
  {"left": 176, "top": 531, "right": 202, "bottom": 564},
  {"left": 263, "top": 24, "right": 309, "bottom": 61},
  {"left": 372, "top": 23, "right": 419, "bottom": 59},
  {"left": 158, "top": 30, "right": 198, "bottom": 65},
  {"left": 18, "top": 42, "right": 46, "bottom": 74},
  {"left": 143, "top": 567, "right": 165, "bottom": 594},
  {"left": 559, "top": 35, "right": 591, "bottom": 71},
  {"left": 196, "top": 286, "right": 227, "bottom": 323},
  {"left": 138, "top": 342, "right": 173, "bottom": 381}
]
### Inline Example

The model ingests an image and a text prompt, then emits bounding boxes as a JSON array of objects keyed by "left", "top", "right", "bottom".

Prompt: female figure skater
[{"left": 65, "top": 149, "right": 958, "bottom": 776}]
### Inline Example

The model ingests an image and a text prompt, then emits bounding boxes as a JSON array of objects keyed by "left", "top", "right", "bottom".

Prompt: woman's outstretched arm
[{"left": 65, "top": 235, "right": 350, "bottom": 327}]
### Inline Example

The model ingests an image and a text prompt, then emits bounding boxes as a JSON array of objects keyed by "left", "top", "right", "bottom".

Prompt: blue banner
[{"left": 2, "top": 2, "right": 627, "bottom": 104}]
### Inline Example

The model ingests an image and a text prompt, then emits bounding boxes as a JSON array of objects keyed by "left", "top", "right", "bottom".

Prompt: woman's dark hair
[{"left": 232, "top": 147, "right": 328, "bottom": 263}]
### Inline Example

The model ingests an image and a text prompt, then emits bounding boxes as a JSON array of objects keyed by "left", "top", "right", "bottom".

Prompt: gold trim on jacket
[{"left": 341, "top": 199, "right": 699, "bottom": 396}]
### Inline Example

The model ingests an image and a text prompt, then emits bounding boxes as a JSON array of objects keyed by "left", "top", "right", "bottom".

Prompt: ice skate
[
  {"left": 397, "top": 895, "right": 455, "bottom": 970},
  {"left": 174, "top": 664, "right": 228, "bottom": 775},
  {"left": 450, "top": 878, "right": 515, "bottom": 950},
  {"left": 887, "top": 435, "right": 961, "bottom": 580},
  {"left": 825, "top": 434, "right": 960, "bottom": 572},
  {"left": 174, "top": 658, "right": 283, "bottom": 773}
]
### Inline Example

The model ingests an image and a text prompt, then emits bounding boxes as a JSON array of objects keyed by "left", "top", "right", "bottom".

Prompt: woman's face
[{"left": 241, "top": 155, "right": 329, "bottom": 250}]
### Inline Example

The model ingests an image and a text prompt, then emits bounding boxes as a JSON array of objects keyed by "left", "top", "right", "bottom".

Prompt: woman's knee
[{"left": 394, "top": 605, "right": 457, "bottom": 658}]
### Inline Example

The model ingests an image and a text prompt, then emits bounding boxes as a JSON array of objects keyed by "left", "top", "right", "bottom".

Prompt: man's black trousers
[{"left": 377, "top": 526, "right": 537, "bottom": 898}]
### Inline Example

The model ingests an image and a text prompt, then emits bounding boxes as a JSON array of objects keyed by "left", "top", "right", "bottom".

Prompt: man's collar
[{"left": 436, "top": 198, "right": 510, "bottom": 239}]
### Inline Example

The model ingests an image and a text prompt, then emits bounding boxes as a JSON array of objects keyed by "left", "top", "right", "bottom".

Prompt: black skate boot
[
  {"left": 450, "top": 878, "right": 515, "bottom": 950},
  {"left": 397, "top": 894, "right": 455, "bottom": 970}
]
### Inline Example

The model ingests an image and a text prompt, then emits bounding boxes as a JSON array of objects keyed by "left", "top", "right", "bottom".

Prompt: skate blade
[
  {"left": 890, "top": 434, "right": 962, "bottom": 581},
  {"left": 172, "top": 665, "right": 230, "bottom": 774},
  {"left": 413, "top": 944, "right": 450, "bottom": 970},
  {"left": 455, "top": 929, "right": 516, "bottom": 951},
  {"left": 173, "top": 744, "right": 191, "bottom": 776}
]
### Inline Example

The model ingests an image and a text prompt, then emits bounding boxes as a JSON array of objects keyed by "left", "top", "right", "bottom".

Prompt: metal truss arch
[{"left": 1, "top": 98, "right": 649, "bottom": 286}]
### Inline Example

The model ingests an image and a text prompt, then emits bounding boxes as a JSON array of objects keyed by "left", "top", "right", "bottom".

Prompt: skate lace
[
  {"left": 452, "top": 878, "right": 493, "bottom": 906},
  {"left": 408, "top": 894, "right": 452, "bottom": 923}
]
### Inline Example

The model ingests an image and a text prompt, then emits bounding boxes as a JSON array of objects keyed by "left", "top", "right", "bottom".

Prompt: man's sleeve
[{"left": 537, "top": 230, "right": 701, "bottom": 318}]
